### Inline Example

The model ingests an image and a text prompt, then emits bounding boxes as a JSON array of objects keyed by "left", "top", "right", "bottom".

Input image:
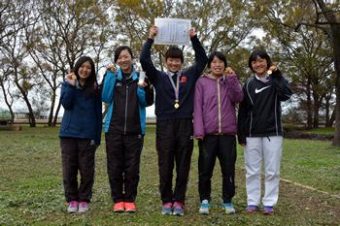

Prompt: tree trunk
[
  {"left": 306, "top": 78, "right": 313, "bottom": 129},
  {"left": 331, "top": 25, "right": 340, "bottom": 145},
  {"left": 313, "top": 98, "right": 320, "bottom": 128},
  {"left": 0, "top": 79, "right": 15, "bottom": 122},
  {"left": 48, "top": 91, "right": 56, "bottom": 127},
  {"left": 325, "top": 95, "right": 331, "bottom": 126},
  {"left": 328, "top": 109, "right": 335, "bottom": 127},
  {"left": 53, "top": 100, "right": 62, "bottom": 126},
  {"left": 22, "top": 94, "right": 36, "bottom": 127}
]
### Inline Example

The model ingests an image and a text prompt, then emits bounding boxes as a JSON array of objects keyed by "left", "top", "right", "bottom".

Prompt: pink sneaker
[
  {"left": 161, "top": 202, "right": 173, "bottom": 215},
  {"left": 78, "top": 201, "right": 89, "bottom": 213},
  {"left": 67, "top": 201, "right": 78, "bottom": 213},
  {"left": 173, "top": 201, "right": 184, "bottom": 216}
]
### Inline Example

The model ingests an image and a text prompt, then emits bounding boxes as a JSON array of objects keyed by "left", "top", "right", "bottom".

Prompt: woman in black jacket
[{"left": 237, "top": 50, "right": 292, "bottom": 215}]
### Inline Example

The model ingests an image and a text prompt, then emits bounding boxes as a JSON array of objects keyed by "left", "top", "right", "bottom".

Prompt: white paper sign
[{"left": 154, "top": 18, "right": 191, "bottom": 46}]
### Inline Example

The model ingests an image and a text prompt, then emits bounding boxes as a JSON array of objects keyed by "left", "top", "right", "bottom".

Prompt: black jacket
[{"left": 237, "top": 70, "right": 292, "bottom": 144}]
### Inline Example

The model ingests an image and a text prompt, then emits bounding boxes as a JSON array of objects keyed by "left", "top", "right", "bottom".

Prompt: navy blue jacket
[
  {"left": 140, "top": 36, "right": 208, "bottom": 120},
  {"left": 59, "top": 82, "right": 102, "bottom": 145}
]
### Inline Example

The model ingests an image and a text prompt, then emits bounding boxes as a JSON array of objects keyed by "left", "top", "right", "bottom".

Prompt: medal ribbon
[{"left": 167, "top": 71, "right": 181, "bottom": 104}]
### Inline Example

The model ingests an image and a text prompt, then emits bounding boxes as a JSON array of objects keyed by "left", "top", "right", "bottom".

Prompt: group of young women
[{"left": 58, "top": 25, "right": 292, "bottom": 216}]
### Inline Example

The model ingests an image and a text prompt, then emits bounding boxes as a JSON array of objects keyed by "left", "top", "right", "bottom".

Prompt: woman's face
[
  {"left": 251, "top": 56, "right": 268, "bottom": 76},
  {"left": 210, "top": 56, "right": 225, "bottom": 77},
  {"left": 116, "top": 49, "right": 132, "bottom": 73},
  {"left": 78, "top": 61, "right": 92, "bottom": 81}
]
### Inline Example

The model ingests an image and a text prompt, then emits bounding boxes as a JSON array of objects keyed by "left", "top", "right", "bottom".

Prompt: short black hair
[
  {"left": 114, "top": 46, "right": 133, "bottom": 63},
  {"left": 248, "top": 50, "right": 272, "bottom": 72},
  {"left": 207, "top": 51, "right": 227, "bottom": 68},
  {"left": 165, "top": 46, "right": 184, "bottom": 63}
]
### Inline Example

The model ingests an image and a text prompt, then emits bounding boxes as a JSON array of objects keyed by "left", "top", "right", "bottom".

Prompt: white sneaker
[
  {"left": 67, "top": 201, "right": 78, "bottom": 213},
  {"left": 223, "top": 202, "right": 235, "bottom": 214},
  {"left": 78, "top": 202, "right": 89, "bottom": 213},
  {"left": 199, "top": 199, "right": 209, "bottom": 215}
]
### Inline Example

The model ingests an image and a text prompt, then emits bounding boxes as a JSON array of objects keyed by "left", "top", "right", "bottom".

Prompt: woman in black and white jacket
[{"left": 237, "top": 50, "right": 292, "bottom": 215}]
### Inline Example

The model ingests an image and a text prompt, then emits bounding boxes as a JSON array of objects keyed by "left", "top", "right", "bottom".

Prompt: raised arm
[
  {"left": 60, "top": 71, "right": 77, "bottom": 110},
  {"left": 185, "top": 28, "right": 208, "bottom": 77},
  {"left": 270, "top": 69, "right": 293, "bottom": 101},
  {"left": 60, "top": 82, "right": 76, "bottom": 110},
  {"left": 225, "top": 67, "right": 244, "bottom": 103},
  {"left": 140, "top": 25, "right": 160, "bottom": 84}
]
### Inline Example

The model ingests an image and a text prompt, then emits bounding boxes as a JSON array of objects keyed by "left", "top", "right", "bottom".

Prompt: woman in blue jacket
[
  {"left": 59, "top": 56, "right": 102, "bottom": 213},
  {"left": 102, "top": 46, "right": 153, "bottom": 213}
]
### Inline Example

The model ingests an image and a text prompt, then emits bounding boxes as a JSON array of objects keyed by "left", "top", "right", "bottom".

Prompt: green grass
[
  {"left": 304, "top": 127, "right": 335, "bottom": 135},
  {"left": 0, "top": 126, "right": 339, "bottom": 225}
]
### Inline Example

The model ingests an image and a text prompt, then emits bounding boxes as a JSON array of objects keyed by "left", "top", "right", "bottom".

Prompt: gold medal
[{"left": 174, "top": 100, "right": 179, "bottom": 109}]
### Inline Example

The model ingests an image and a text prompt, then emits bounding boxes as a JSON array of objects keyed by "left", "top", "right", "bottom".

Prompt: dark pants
[
  {"left": 60, "top": 138, "right": 96, "bottom": 203},
  {"left": 105, "top": 131, "right": 143, "bottom": 202},
  {"left": 198, "top": 135, "right": 237, "bottom": 203},
  {"left": 156, "top": 118, "right": 193, "bottom": 204}
]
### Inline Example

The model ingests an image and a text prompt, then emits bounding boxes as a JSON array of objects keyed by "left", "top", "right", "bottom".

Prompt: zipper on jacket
[
  {"left": 124, "top": 85, "right": 129, "bottom": 134},
  {"left": 217, "top": 78, "right": 222, "bottom": 133},
  {"left": 249, "top": 112, "right": 253, "bottom": 137}
]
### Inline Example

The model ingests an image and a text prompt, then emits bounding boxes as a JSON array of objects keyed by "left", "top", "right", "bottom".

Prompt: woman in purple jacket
[{"left": 193, "top": 51, "right": 243, "bottom": 215}]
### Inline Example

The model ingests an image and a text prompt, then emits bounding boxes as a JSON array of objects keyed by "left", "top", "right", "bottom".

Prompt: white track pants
[{"left": 244, "top": 136, "right": 283, "bottom": 207}]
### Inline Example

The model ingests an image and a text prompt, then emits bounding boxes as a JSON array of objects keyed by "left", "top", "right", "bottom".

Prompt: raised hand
[
  {"left": 267, "top": 63, "right": 279, "bottom": 75},
  {"left": 189, "top": 27, "right": 196, "bottom": 38},
  {"left": 65, "top": 70, "right": 77, "bottom": 86},
  {"left": 149, "top": 25, "right": 158, "bottom": 39},
  {"left": 225, "top": 67, "right": 236, "bottom": 77},
  {"left": 106, "top": 64, "right": 116, "bottom": 72}
]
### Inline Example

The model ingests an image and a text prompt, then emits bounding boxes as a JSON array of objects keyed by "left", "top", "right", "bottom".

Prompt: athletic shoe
[
  {"left": 161, "top": 202, "right": 173, "bottom": 215},
  {"left": 199, "top": 199, "right": 209, "bottom": 215},
  {"left": 173, "top": 201, "right": 184, "bottom": 216},
  {"left": 125, "top": 202, "right": 136, "bottom": 213},
  {"left": 78, "top": 201, "right": 89, "bottom": 213},
  {"left": 246, "top": 205, "right": 258, "bottom": 213},
  {"left": 263, "top": 206, "right": 274, "bottom": 215},
  {"left": 113, "top": 202, "right": 125, "bottom": 212},
  {"left": 67, "top": 201, "right": 78, "bottom": 213},
  {"left": 223, "top": 202, "right": 236, "bottom": 214}
]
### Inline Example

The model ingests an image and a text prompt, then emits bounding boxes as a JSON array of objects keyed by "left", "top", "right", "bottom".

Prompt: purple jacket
[{"left": 193, "top": 74, "right": 243, "bottom": 138}]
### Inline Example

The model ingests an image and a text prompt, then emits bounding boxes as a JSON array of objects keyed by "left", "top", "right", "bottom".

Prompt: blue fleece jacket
[
  {"left": 59, "top": 82, "right": 102, "bottom": 145},
  {"left": 101, "top": 69, "right": 148, "bottom": 134}
]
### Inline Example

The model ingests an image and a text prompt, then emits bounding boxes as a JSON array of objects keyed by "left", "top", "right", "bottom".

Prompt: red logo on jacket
[{"left": 180, "top": 75, "right": 188, "bottom": 83}]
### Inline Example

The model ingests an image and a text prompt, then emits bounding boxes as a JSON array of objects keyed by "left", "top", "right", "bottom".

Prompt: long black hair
[
  {"left": 73, "top": 56, "right": 98, "bottom": 96},
  {"left": 248, "top": 50, "right": 272, "bottom": 73}
]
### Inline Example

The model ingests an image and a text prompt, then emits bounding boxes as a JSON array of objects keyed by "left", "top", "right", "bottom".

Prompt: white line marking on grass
[{"left": 281, "top": 178, "right": 340, "bottom": 199}]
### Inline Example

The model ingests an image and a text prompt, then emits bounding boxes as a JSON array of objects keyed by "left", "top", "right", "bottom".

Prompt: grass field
[{"left": 0, "top": 126, "right": 339, "bottom": 225}]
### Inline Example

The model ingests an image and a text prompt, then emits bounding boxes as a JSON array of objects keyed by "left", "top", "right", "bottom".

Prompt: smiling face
[
  {"left": 116, "top": 49, "right": 132, "bottom": 73},
  {"left": 251, "top": 56, "right": 269, "bottom": 77},
  {"left": 210, "top": 56, "right": 226, "bottom": 77},
  {"left": 77, "top": 61, "right": 92, "bottom": 82},
  {"left": 166, "top": 57, "right": 182, "bottom": 73}
]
